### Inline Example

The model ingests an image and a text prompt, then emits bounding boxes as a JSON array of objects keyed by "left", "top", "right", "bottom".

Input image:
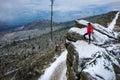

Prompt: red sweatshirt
[{"left": 87, "top": 25, "right": 93, "bottom": 34}]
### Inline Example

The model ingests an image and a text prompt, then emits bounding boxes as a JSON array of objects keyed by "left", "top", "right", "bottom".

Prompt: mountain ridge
[
  {"left": 0, "top": 11, "right": 120, "bottom": 80},
  {"left": 1, "top": 11, "right": 120, "bottom": 43}
]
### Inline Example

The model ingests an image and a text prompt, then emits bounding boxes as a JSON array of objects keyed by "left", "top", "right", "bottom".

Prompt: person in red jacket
[{"left": 84, "top": 23, "right": 93, "bottom": 44}]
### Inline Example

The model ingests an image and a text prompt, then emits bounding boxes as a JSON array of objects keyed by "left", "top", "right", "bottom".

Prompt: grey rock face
[{"left": 65, "top": 42, "right": 79, "bottom": 80}]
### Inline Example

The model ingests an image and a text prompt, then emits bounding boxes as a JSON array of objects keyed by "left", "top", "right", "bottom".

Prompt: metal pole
[{"left": 50, "top": 0, "right": 54, "bottom": 41}]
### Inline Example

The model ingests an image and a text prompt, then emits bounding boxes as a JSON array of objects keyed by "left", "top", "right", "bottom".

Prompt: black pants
[{"left": 84, "top": 33, "right": 91, "bottom": 43}]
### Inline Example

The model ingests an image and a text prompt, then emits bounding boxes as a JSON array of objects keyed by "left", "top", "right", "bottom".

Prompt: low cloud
[{"left": 0, "top": 0, "right": 120, "bottom": 22}]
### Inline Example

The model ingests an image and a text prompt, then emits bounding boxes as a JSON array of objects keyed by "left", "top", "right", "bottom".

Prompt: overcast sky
[{"left": 0, "top": 0, "right": 120, "bottom": 23}]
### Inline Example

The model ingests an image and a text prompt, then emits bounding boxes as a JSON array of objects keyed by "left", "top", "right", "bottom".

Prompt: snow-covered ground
[
  {"left": 83, "top": 54, "right": 116, "bottom": 80},
  {"left": 72, "top": 40, "right": 119, "bottom": 80},
  {"left": 72, "top": 40, "right": 101, "bottom": 58},
  {"left": 38, "top": 50, "right": 67, "bottom": 80},
  {"left": 108, "top": 12, "right": 120, "bottom": 30}
]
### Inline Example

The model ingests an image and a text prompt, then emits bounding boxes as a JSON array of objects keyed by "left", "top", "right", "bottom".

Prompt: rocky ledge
[{"left": 65, "top": 20, "right": 120, "bottom": 80}]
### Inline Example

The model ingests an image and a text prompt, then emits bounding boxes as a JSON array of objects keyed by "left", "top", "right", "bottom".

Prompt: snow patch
[
  {"left": 108, "top": 12, "right": 120, "bottom": 30},
  {"left": 69, "top": 27, "right": 86, "bottom": 35},
  {"left": 72, "top": 40, "right": 100, "bottom": 58},
  {"left": 84, "top": 55, "right": 116, "bottom": 80},
  {"left": 38, "top": 50, "right": 67, "bottom": 80}
]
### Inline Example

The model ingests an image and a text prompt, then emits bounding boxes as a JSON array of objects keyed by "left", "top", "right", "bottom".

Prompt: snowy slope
[
  {"left": 38, "top": 50, "right": 67, "bottom": 80},
  {"left": 108, "top": 12, "right": 120, "bottom": 30}
]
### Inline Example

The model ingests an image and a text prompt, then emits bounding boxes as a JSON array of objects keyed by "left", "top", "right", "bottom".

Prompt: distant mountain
[
  {"left": 0, "top": 19, "right": 75, "bottom": 42},
  {"left": 0, "top": 11, "right": 119, "bottom": 32},
  {"left": 22, "top": 20, "right": 57, "bottom": 30},
  {"left": 22, "top": 11, "right": 120, "bottom": 31},
  {"left": 83, "top": 11, "right": 119, "bottom": 27},
  {"left": 0, "top": 19, "right": 74, "bottom": 42},
  {"left": 0, "top": 22, "right": 17, "bottom": 32},
  {"left": 1, "top": 11, "right": 120, "bottom": 42}
]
